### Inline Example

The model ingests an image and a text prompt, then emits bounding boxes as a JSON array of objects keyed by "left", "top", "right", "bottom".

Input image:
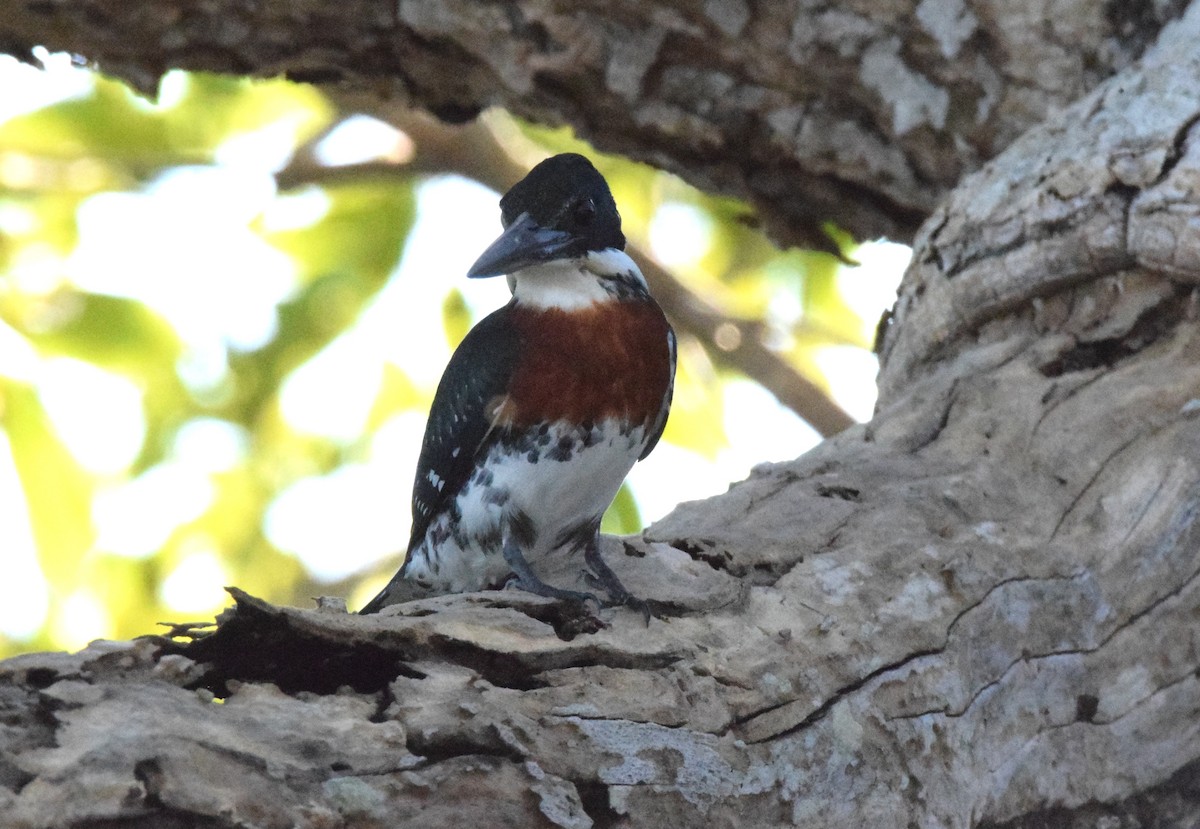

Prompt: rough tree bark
[
  {"left": 0, "top": 0, "right": 1187, "bottom": 250},
  {"left": 3, "top": 2, "right": 1200, "bottom": 828}
]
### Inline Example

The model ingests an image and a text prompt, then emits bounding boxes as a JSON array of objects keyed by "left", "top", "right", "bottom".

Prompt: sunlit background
[{"left": 0, "top": 49, "right": 909, "bottom": 657}]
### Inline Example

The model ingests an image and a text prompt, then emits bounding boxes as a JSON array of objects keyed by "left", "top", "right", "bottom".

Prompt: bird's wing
[
  {"left": 405, "top": 306, "right": 521, "bottom": 557},
  {"left": 639, "top": 324, "right": 676, "bottom": 461}
]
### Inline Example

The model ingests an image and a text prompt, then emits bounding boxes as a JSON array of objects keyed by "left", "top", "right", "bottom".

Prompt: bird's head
[{"left": 467, "top": 153, "right": 626, "bottom": 281}]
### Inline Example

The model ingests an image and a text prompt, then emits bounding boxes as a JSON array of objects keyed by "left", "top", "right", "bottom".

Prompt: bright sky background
[{"left": 0, "top": 53, "right": 910, "bottom": 649}]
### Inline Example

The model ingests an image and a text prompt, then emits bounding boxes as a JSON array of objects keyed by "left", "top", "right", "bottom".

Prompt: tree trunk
[{"left": 4, "top": 2, "right": 1200, "bottom": 827}]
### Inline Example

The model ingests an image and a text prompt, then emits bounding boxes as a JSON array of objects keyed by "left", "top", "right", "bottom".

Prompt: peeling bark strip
[
  {"left": 0, "top": 0, "right": 1188, "bottom": 249},
  {"left": 7, "top": 3, "right": 1200, "bottom": 829}
]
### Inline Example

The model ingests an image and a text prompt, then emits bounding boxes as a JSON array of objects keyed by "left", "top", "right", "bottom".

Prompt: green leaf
[
  {"left": 0, "top": 73, "right": 167, "bottom": 161},
  {"left": 0, "top": 192, "right": 90, "bottom": 259},
  {"left": 228, "top": 181, "right": 417, "bottom": 425},
  {"left": 0, "top": 70, "right": 334, "bottom": 184},
  {"left": 660, "top": 337, "right": 726, "bottom": 459},
  {"left": 161, "top": 72, "right": 334, "bottom": 159},
  {"left": 366, "top": 364, "right": 422, "bottom": 432},
  {"left": 0, "top": 381, "right": 96, "bottom": 587},
  {"left": 1, "top": 291, "right": 192, "bottom": 472},
  {"left": 6, "top": 291, "right": 181, "bottom": 376},
  {"left": 601, "top": 483, "right": 641, "bottom": 535},
  {"left": 263, "top": 181, "right": 416, "bottom": 288},
  {"left": 441, "top": 288, "right": 471, "bottom": 347},
  {"left": 800, "top": 246, "right": 869, "bottom": 348}
]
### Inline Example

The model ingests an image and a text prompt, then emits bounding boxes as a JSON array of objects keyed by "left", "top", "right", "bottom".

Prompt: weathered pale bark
[
  {"left": 0, "top": 0, "right": 1187, "bottom": 251},
  {"left": 4, "top": 2, "right": 1200, "bottom": 828}
]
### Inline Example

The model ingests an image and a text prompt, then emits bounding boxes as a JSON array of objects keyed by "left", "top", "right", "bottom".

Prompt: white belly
[{"left": 404, "top": 418, "right": 647, "bottom": 591}]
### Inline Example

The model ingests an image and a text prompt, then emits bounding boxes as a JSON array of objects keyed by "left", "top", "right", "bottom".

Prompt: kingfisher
[{"left": 360, "top": 153, "right": 676, "bottom": 616}]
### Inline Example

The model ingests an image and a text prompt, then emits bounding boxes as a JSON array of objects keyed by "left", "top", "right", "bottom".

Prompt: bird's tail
[
  {"left": 358, "top": 557, "right": 411, "bottom": 614},
  {"left": 357, "top": 583, "right": 392, "bottom": 615}
]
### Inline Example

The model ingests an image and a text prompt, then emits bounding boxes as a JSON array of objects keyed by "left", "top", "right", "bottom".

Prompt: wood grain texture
[{"left": 0, "top": 0, "right": 1187, "bottom": 250}]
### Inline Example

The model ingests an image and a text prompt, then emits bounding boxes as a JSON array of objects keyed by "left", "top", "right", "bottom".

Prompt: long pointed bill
[{"left": 467, "top": 212, "right": 576, "bottom": 278}]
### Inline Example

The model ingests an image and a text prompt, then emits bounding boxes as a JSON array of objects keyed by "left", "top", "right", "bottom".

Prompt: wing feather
[
  {"left": 404, "top": 306, "right": 520, "bottom": 559},
  {"left": 639, "top": 324, "right": 676, "bottom": 461}
]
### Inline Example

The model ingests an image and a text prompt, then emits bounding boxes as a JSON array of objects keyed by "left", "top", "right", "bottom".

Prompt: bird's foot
[
  {"left": 584, "top": 538, "right": 652, "bottom": 625},
  {"left": 507, "top": 575, "right": 602, "bottom": 607},
  {"left": 502, "top": 536, "right": 602, "bottom": 610}
]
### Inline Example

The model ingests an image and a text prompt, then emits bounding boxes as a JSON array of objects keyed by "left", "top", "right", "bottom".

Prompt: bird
[{"left": 359, "top": 153, "right": 676, "bottom": 616}]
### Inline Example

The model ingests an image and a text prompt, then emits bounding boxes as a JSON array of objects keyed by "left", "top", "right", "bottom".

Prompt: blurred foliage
[{"left": 0, "top": 55, "right": 887, "bottom": 659}]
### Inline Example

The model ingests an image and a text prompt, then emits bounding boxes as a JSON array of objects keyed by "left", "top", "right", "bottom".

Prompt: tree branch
[
  {"left": 5, "top": 3, "right": 1200, "bottom": 828},
  {"left": 2, "top": 0, "right": 1185, "bottom": 250}
]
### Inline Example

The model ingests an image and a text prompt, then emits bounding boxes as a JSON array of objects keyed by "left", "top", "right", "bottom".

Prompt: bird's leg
[
  {"left": 584, "top": 529, "right": 651, "bottom": 624},
  {"left": 502, "top": 532, "right": 599, "bottom": 606}
]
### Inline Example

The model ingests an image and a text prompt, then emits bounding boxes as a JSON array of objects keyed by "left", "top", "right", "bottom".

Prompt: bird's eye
[{"left": 574, "top": 199, "right": 596, "bottom": 226}]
